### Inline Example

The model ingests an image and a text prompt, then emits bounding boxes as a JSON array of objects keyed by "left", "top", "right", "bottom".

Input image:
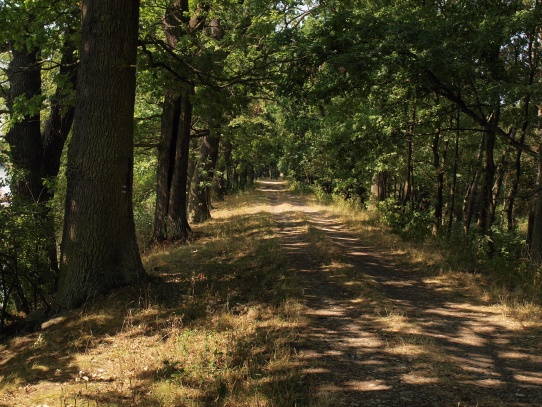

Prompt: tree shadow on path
[{"left": 259, "top": 180, "right": 542, "bottom": 407}]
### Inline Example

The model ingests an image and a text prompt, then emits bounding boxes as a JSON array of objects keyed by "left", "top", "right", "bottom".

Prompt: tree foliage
[{"left": 2, "top": 0, "right": 542, "bottom": 326}]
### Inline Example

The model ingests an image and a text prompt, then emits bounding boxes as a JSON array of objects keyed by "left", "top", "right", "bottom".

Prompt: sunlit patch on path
[{"left": 258, "top": 180, "right": 542, "bottom": 407}]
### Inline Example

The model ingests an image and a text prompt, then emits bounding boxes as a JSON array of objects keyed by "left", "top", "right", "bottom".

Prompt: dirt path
[{"left": 258, "top": 181, "right": 542, "bottom": 407}]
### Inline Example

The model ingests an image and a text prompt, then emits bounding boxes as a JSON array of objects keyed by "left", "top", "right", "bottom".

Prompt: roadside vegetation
[{"left": 2, "top": 184, "right": 542, "bottom": 406}]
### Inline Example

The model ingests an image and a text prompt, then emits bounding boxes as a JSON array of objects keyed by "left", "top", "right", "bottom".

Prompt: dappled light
[
  {"left": 263, "top": 181, "right": 542, "bottom": 406},
  {"left": 1, "top": 183, "right": 542, "bottom": 406}
]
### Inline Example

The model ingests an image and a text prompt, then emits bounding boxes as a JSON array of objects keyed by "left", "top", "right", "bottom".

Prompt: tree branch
[{"left": 422, "top": 67, "right": 538, "bottom": 157}]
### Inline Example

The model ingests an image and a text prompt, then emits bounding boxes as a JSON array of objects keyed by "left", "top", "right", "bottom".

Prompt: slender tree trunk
[
  {"left": 402, "top": 136, "right": 414, "bottom": 209},
  {"left": 214, "top": 141, "right": 230, "bottom": 201},
  {"left": 505, "top": 105, "right": 531, "bottom": 230},
  {"left": 506, "top": 140, "right": 525, "bottom": 230},
  {"left": 153, "top": 90, "right": 182, "bottom": 242},
  {"left": 478, "top": 130, "right": 496, "bottom": 236},
  {"left": 402, "top": 104, "right": 416, "bottom": 210},
  {"left": 167, "top": 89, "right": 193, "bottom": 241},
  {"left": 447, "top": 132, "right": 459, "bottom": 237},
  {"left": 223, "top": 139, "right": 233, "bottom": 192},
  {"left": 507, "top": 31, "right": 536, "bottom": 230},
  {"left": 188, "top": 133, "right": 220, "bottom": 223},
  {"left": 528, "top": 148, "right": 542, "bottom": 263},
  {"left": 432, "top": 126, "right": 446, "bottom": 235},
  {"left": 463, "top": 137, "right": 484, "bottom": 234},
  {"left": 492, "top": 147, "right": 508, "bottom": 225},
  {"left": 56, "top": 0, "right": 145, "bottom": 310},
  {"left": 371, "top": 172, "right": 388, "bottom": 202}
]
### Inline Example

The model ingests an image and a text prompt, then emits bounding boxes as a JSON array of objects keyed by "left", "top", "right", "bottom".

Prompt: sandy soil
[{"left": 259, "top": 180, "right": 542, "bottom": 407}]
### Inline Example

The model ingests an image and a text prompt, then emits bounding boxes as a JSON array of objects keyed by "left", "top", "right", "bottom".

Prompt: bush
[
  {"left": 377, "top": 198, "right": 432, "bottom": 241},
  {"left": 0, "top": 200, "right": 57, "bottom": 332}
]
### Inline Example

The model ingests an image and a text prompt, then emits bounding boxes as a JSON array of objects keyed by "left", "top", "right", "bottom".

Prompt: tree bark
[
  {"left": 188, "top": 133, "right": 220, "bottom": 223},
  {"left": 41, "top": 36, "right": 78, "bottom": 181},
  {"left": 153, "top": 89, "right": 182, "bottom": 242},
  {"left": 5, "top": 46, "right": 44, "bottom": 202},
  {"left": 56, "top": 0, "right": 145, "bottom": 310},
  {"left": 529, "top": 149, "right": 542, "bottom": 264},
  {"left": 432, "top": 127, "right": 446, "bottom": 236},
  {"left": 402, "top": 104, "right": 416, "bottom": 210},
  {"left": 447, "top": 107, "right": 460, "bottom": 236},
  {"left": 214, "top": 140, "right": 230, "bottom": 201},
  {"left": 6, "top": 32, "right": 77, "bottom": 296},
  {"left": 463, "top": 137, "right": 484, "bottom": 234},
  {"left": 371, "top": 172, "right": 388, "bottom": 202},
  {"left": 478, "top": 131, "right": 496, "bottom": 236},
  {"left": 167, "top": 89, "right": 193, "bottom": 241}
]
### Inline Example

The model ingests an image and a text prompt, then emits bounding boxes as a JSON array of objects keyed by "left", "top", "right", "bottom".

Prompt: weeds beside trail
[{"left": 1, "top": 181, "right": 542, "bottom": 406}]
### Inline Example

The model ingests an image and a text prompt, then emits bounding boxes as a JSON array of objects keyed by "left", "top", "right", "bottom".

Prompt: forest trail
[{"left": 258, "top": 180, "right": 542, "bottom": 407}]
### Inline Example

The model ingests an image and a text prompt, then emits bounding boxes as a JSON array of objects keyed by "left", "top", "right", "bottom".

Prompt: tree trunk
[
  {"left": 478, "top": 131, "right": 496, "bottom": 236},
  {"left": 463, "top": 137, "right": 484, "bottom": 234},
  {"left": 432, "top": 126, "right": 446, "bottom": 235},
  {"left": 6, "top": 34, "right": 77, "bottom": 294},
  {"left": 402, "top": 104, "right": 416, "bottom": 210},
  {"left": 167, "top": 90, "right": 193, "bottom": 241},
  {"left": 188, "top": 133, "right": 220, "bottom": 223},
  {"left": 447, "top": 109, "right": 460, "bottom": 236},
  {"left": 214, "top": 140, "right": 230, "bottom": 201},
  {"left": 56, "top": 0, "right": 145, "bottom": 310},
  {"left": 402, "top": 136, "right": 414, "bottom": 209},
  {"left": 492, "top": 147, "right": 508, "bottom": 224},
  {"left": 506, "top": 32, "right": 536, "bottom": 230},
  {"left": 505, "top": 105, "right": 530, "bottom": 230},
  {"left": 41, "top": 36, "right": 78, "bottom": 181},
  {"left": 528, "top": 148, "right": 542, "bottom": 263},
  {"left": 153, "top": 90, "right": 182, "bottom": 242},
  {"left": 371, "top": 172, "right": 388, "bottom": 202},
  {"left": 5, "top": 46, "right": 44, "bottom": 202}
]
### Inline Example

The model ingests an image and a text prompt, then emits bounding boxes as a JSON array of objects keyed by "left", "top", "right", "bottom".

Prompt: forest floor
[{"left": 1, "top": 180, "right": 542, "bottom": 406}]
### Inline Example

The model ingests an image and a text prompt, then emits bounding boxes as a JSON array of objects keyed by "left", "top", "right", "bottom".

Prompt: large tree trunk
[
  {"left": 56, "top": 0, "right": 145, "bottom": 310},
  {"left": 6, "top": 34, "right": 77, "bottom": 299},
  {"left": 188, "top": 133, "right": 220, "bottom": 223},
  {"left": 5, "top": 46, "right": 44, "bottom": 202}
]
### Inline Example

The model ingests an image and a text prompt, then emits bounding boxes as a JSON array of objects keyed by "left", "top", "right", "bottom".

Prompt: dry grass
[
  {"left": 0, "top": 189, "right": 312, "bottom": 407},
  {"left": 309, "top": 196, "right": 542, "bottom": 326},
  {"left": 3, "top": 184, "right": 542, "bottom": 407}
]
